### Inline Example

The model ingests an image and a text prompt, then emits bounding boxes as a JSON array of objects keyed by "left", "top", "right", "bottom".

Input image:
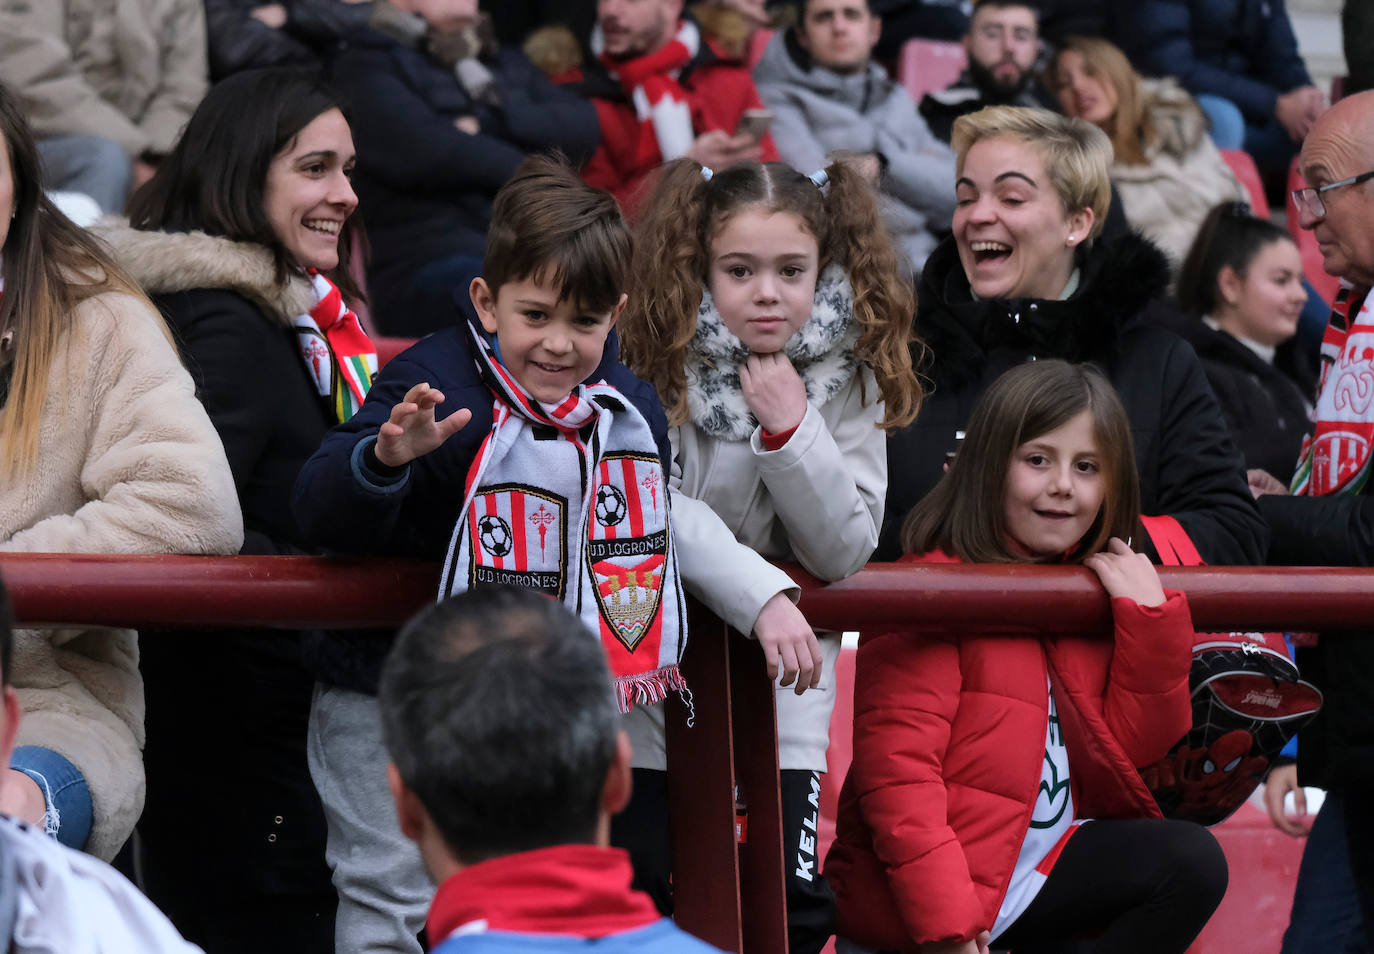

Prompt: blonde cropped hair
[{"left": 952, "top": 105, "right": 1113, "bottom": 242}]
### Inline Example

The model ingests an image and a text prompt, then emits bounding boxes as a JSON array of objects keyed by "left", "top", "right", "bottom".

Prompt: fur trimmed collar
[
  {"left": 94, "top": 224, "right": 316, "bottom": 325},
  {"left": 686, "top": 263, "right": 859, "bottom": 439},
  {"left": 915, "top": 231, "right": 1172, "bottom": 391}
]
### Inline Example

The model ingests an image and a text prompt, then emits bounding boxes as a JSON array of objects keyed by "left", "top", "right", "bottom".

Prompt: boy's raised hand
[
  {"left": 1084, "top": 537, "right": 1166, "bottom": 608},
  {"left": 753, "top": 592, "right": 824, "bottom": 694},
  {"left": 375, "top": 382, "right": 473, "bottom": 468}
]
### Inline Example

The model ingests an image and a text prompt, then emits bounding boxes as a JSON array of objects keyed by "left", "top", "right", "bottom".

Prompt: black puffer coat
[{"left": 879, "top": 232, "right": 1269, "bottom": 565}]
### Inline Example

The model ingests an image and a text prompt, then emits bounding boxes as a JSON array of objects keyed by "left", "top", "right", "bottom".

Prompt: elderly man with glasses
[{"left": 1254, "top": 88, "right": 1374, "bottom": 951}]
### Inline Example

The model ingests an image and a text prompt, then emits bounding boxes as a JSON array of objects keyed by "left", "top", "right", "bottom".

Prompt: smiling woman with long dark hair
[{"left": 98, "top": 67, "right": 375, "bottom": 954}]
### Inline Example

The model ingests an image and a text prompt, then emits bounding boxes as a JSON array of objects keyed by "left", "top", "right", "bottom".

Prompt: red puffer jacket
[{"left": 823, "top": 550, "right": 1195, "bottom": 951}]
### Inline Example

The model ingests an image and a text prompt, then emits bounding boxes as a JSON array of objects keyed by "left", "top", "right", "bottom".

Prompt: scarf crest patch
[
  {"left": 1291, "top": 283, "right": 1374, "bottom": 496},
  {"left": 294, "top": 271, "right": 377, "bottom": 423},
  {"left": 685, "top": 263, "right": 860, "bottom": 440},
  {"left": 440, "top": 325, "right": 687, "bottom": 713}
]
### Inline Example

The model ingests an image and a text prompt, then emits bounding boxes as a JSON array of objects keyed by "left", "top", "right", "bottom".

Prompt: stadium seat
[
  {"left": 897, "top": 38, "right": 967, "bottom": 104},
  {"left": 1287, "top": 156, "right": 1342, "bottom": 307},
  {"left": 748, "top": 28, "right": 774, "bottom": 69},
  {"left": 1220, "top": 149, "right": 1270, "bottom": 219},
  {"left": 376, "top": 336, "right": 418, "bottom": 368}
]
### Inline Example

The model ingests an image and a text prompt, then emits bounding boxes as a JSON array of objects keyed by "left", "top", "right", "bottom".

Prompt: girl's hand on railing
[
  {"left": 1084, "top": 537, "right": 1166, "bottom": 608},
  {"left": 753, "top": 592, "right": 823, "bottom": 694}
]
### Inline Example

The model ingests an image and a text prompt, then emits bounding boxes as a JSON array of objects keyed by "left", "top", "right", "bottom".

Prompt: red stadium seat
[
  {"left": 897, "top": 38, "right": 967, "bottom": 104},
  {"left": 748, "top": 28, "right": 774, "bottom": 69},
  {"left": 376, "top": 336, "right": 418, "bottom": 368},
  {"left": 1220, "top": 149, "right": 1270, "bottom": 220},
  {"left": 1287, "top": 156, "right": 1342, "bottom": 308}
]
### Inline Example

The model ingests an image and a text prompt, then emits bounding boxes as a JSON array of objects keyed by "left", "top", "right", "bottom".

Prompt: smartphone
[{"left": 735, "top": 109, "right": 773, "bottom": 142}]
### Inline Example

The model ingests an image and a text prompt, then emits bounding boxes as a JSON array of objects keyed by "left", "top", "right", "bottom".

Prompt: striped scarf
[
  {"left": 439, "top": 324, "right": 688, "bottom": 714},
  {"left": 294, "top": 271, "right": 377, "bottom": 423},
  {"left": 593, "top": 20, "right": 699, "bottom": 167},
  {"left": 1291, "top": 282, "right": 1374, "bottom": 496}
]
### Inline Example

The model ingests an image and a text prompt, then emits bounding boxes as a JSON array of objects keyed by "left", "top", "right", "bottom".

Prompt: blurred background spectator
[
  {"left": 754, "top": 0, "right": 955, "bottom": 273},
  {"left": 205, "top": 0, "right": 374, "bottom": 79},
  {"left": 0, "top": 0, "right": 207, "bottom": 213}
]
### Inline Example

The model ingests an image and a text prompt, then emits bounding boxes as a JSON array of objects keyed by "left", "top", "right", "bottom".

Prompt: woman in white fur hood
[
  {"left": 1049, "top": 35, "right": 1248, "bottom": 273},
  {"left": 0, "top": 81, "right": 241, "bottom": 861}
]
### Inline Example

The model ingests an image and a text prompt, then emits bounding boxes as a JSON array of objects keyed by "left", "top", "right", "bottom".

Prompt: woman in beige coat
[
  {"left": 0, "top": 81, "right": 240, "bottom": 860},
  {"left": 1050, "top": 36, "right": 1247, "bottom": 273}
]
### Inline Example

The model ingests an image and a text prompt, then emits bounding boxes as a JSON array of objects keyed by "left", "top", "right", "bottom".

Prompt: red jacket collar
[{"left": 427, "top": 844, "right": 661, "bottom": 944}]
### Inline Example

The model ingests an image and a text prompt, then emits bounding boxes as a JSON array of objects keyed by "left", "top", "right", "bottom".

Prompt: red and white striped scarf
[
  {"left": 1291, "top": 282, "right": 1374, "bottom": 496},
  {"left": 294, "top": 271, "right": 377, "bottom": 423},
  {"left": 594, "top": 20, "right": 699, "bottom": 167},
  {"left": 438, "top": 324, "right": 687, "bottom": 714}
]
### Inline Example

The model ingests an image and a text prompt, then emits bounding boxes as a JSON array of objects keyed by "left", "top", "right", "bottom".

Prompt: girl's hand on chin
[
  {"left": 1084, "top": 537, "right": 1167, "bottom": 607},
  {"left": 740, "top": 352, "right": 807, "bottom": 435}
]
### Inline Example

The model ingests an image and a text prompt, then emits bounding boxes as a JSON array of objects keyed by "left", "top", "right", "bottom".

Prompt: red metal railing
[{"left": 3, "top": 553, "right": 1372, "bottom": 953}]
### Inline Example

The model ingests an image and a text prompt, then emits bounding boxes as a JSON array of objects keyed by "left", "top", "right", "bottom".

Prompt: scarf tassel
[{"left": 615, "top": 666, "right": 690, "bottom": 718}]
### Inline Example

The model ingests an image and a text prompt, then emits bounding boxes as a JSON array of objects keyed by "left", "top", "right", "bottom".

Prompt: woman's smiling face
[
  {"left": 262, "top": 108, "right": 358, "bottom": 272},
  {"left": 953, "top": 135, "right": 1093, "bottom": 301}
]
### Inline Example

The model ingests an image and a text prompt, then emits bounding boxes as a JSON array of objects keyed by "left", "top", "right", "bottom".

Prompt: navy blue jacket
[
  {"left": 330, "top": 28, "right": 600, "bottom": 314},
  {"left": 1123, "top": 0, "right": 1312, "bottom": 124},
  {"left": 292, "top": 308, "right": 671, "bottom": 692}
]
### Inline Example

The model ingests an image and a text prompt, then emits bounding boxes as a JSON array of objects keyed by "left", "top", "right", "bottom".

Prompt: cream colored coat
[
  {"left": 0, "top": 290, "right": 241, "bottom": 859},
  {"left": 627, "top": 369, "right": 886, "bottom": 771},
  {"left": 0, "top": 0, "right": 208, "bottom": 157},
  {"left": 1112, "top": 78, "right": 1248, "bottom": 272}
]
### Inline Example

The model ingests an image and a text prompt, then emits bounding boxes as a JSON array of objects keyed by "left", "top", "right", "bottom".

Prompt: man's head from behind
[
  {"left": 1297, "top": 89, "right": 1374, "bottom": 288},
  {"left": 597, "top": 0, "right": 683, "bottom": 59},
  {"left": 964, "top": 0, "right": 1039, "bottom": 101},
  {"left": 797, "top": 0, "right": 880, "bottom": 75},
  {"left": 469, "top": 156, "right": 630, "bottom": 405},
  {"left": 379, "top": 587, "right": 631, "bottom": 877}
]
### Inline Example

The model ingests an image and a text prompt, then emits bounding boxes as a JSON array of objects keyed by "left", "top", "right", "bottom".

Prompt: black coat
[
  {"left": 1172, "top": 321, "right": 1316, "bottom": 485},
  {"left": 330, "top": 28, "right": 600, "bottom": 330},
  {"left": 204, "top": 0, "right": 372, "bottom": 79},
  {"left": 879, "top": 232, "right": 1269, "bottom": 565}
]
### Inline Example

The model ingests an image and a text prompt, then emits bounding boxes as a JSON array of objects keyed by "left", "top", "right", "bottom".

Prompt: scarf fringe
[{"left": 615, "top": 665, "right": 689, "bottom": 714}]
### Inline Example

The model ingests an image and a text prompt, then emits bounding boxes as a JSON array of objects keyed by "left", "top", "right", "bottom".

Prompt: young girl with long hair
[
  {"left": 618, "top": 156, "right": 922, "bottom": 953},
  {"left": 826, "top": 360, "right": 1226, "bottom": 954}
]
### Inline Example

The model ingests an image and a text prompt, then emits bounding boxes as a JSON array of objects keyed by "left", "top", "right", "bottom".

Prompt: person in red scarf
[
  {"left": 571, "top": 0, "right": 779, "bottom": 210},
  {"left": 1255, "top": 87, "right": 1374, "bottom": 948},
  {"left": 378, "top": 587, "right": 725, "bottom": 954}
]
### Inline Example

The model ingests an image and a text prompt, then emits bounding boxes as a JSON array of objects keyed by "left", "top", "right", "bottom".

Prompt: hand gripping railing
[{"left": 4, "top": 553, "right": 1374, "bottom": 953}]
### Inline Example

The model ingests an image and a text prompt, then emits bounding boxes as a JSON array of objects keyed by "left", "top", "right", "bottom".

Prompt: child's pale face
[
  {"left": 1004, "top": 409, "right": 1105, "bottom": 556},
  {"left": 470, "top": 275, "right": 625, "bottom": 404},
  {"left": 707, "top": 207, "right": 820, "bottom": 354}
]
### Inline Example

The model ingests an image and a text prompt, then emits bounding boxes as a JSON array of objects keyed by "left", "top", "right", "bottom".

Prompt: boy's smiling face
[{"left": 470, "top": 275, "right": 626, "bottom": 404}]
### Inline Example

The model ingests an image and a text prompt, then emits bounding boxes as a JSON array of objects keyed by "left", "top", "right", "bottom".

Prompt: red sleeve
[
  {"left": 759, "top": 423, "right": 798, "bottom": 451},
  {"left": 851, "top": 632, "right": 986, "bottom": 944},
  {"left": 1102, "top": 590, "right": 1196, "bottom": 767}
]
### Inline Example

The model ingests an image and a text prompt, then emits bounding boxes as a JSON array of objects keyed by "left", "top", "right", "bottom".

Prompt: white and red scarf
[
  {"left": 294, "top": 271, "right": 377, "bottom": 423},
  {"left": 1291, "top": 282, "right": 1374, "bottom": 496},
  {"left": 593, "top": 20, "right": 699, "bottom": 167},
  {"left": 438, "top": 325, "right": 687, "bottom": 713},
  {"left": 426, "top": 845, "right": 661, "bottom": 945}
]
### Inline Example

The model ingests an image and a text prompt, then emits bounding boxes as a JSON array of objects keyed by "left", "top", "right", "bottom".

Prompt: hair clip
[
  {"left": 700, "top": 166, "right": 714, "bottom": 182},
  {"left": 1224, "top": 200, "right": 1252, "bottom": 218},
  {"left": 808, "top": 168, "right": 829, "bottom": 191}
]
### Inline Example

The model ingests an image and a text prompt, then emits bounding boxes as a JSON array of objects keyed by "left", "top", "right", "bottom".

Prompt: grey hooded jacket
[{"left": 753, "top": 28, "right": 956, "bottom": 272}]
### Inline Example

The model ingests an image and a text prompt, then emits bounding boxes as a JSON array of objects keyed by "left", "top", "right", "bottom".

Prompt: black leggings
[{"left": 994, "top": 818, "right": 1228, "bottom": 954}]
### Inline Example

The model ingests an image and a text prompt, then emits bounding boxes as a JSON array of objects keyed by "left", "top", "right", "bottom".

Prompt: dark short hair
[
  {"left": 482, "top": 156, "right": 630, "bottom": 315},
  {"left": 970, "top": 0, "right": 1040, "bottom": 25},
  {"left": 1177, "top": 201, "right": 1294, "bottom": 317},
  {"left": 0, "top": 576, "right": 12, "bottom": 687},
  {"left": 377, "top": 588, "right": 620, "bottom": 864},
  {"left": 128, "top": 67, "right": 363, "bottom": 302},
  {"left": 799, "top": 0, "right": 875, "bottom": 21}
]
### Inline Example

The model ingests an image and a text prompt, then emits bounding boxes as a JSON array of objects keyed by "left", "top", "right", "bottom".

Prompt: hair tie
[
  {"left": 700, "top": 166, "right": 714, "bottom": 182},
  {"left": 1224, "top": 200, "right": 1252, "bottom": 218},
  {"left": 808, "top": 168, "right": 829, "bottom": 191}
]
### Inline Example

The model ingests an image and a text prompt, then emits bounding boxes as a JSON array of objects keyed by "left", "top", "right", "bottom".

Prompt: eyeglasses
[{"left": 1291, "top": 170, "right": 1374, "bottom": 218}]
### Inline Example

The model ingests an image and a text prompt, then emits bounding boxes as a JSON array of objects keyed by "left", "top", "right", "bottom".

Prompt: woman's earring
[{"left": 1066, "top": 234, "right": 1076, "bottom": 245}]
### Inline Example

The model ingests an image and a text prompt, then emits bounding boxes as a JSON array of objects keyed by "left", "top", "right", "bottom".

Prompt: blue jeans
[
  {"left": 1197, "top": 94, "right": 1246, "bottom": 150},
  {"left": 1280, "top": 792, "right": 1368, "bottom": 954},
  {"left": 35, "top": 134, "right": 132, "bottom": 214},
  {"left": 10, "top": 745, "right": 93, "bottom": 851}
]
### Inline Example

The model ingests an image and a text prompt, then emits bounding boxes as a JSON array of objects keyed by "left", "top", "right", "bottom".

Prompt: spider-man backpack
[{"left": 1136, "top": 516, "right": 1323, "bottom": 827}]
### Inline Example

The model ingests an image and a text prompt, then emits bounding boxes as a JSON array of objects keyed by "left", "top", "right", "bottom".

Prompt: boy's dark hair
[
  {"left": 901, "top": 360, "right": 1140, "bottom": 563},
  {"left": 377, "top": 587, "right": 620, "bottom": 865},
  {"left": 0, "top": 577, "right": 11, "bottom": 687},
  {"left": 482, "top": 156, "right": 631, "bottom": 315},
  {"left": 1176, "top": 201, "right": 1294, "bottom": 318},
  {"left": 128, "top": 67, "right": 364, "bottom": 303}
]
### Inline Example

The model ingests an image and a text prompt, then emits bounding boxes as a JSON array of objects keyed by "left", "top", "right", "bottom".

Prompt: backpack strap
[{"left": 1139, "top": 515, "right": 1204, "bottom": 567}]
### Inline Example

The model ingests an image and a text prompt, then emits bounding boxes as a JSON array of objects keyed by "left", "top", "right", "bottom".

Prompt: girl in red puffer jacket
[{"left": 825, "top": 359, "right": 1227, "bottom": 954}]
